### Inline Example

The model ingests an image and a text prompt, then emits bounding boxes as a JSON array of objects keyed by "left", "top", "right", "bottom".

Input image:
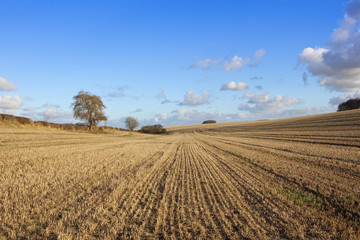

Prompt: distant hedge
[
  {"left": 0, "top": 113, "right": 130, "bottom": 133},
  {"left": 202, "top": 120, "right": 216, "bottom": 124},
  {"left": 34, "top": 121, "right": 51, "bottom": 127},
  {"left": 0, "top": 114, "right": 16, "bottom": 121},
  {"left": 61, "top": 124, "right": 75, "bottom": 131},
  {"left": 338, "top": 98, "right": 360, "bottom": 111},
  {"left": 141, "top": 124, "right": 166, "bottom": 134}
]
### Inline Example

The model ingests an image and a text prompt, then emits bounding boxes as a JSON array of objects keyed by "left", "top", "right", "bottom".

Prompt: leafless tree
[
  {"left": 125, "top": 116, "right": 139, "bottom": 130},
  {"left": 72, "top": 91, "right": 107, "bottom": 130}
]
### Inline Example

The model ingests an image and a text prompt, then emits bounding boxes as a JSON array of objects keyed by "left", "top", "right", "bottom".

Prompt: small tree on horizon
[
  {"left": 125, "top": 116, "right": 139, "bottom": 130},
  {"left": 72, "top": 91, "right": 107, "bottom": 130}
]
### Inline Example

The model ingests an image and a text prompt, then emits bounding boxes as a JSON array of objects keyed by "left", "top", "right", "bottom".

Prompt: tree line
[
  {"left": 72, "top": 91, "right": 166, "bottom": 133},
  {"left": 72, "top": 91, "right": 360, "bottom": 133}
]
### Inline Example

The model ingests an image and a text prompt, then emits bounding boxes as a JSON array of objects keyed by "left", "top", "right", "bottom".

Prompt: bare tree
[
  {"left": 125, "top": 116, "right": 139, "bottom": 130},
  {"left": 72, "top": 91, "right": 107, "bottom": 130}
]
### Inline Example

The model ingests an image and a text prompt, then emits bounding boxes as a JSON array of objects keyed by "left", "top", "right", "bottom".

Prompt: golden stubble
[{"left": 0, "top": 109, "right": 359, "bottom": 239}]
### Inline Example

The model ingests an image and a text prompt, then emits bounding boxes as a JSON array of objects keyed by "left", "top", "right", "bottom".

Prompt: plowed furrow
[
  {"left": 197, "top": 135, "right": 360, "bottom": 224},
  {"left": 197, "top": 133, "right": 360, "bottom": 196},
  {"left": 199, "top": 132, "right": 359, "bottom": 166},
  {"left": 193, "top": 140, "right": 299, "bottom": 239},
  {"left": 115, "top": 142, "right": 181, "bottom": 239}
]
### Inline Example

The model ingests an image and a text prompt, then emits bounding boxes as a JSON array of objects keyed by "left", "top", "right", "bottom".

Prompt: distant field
[{"left": 0, "top": 110, "right": 359, "bottom": 239}]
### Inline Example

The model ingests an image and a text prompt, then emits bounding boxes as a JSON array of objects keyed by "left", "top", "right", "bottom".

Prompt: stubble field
[{"left": 0, "top": 110, "right": 359, "bottom": 239}]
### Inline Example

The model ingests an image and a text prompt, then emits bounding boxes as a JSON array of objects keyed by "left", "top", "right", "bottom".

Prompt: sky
[{"left": 1, "top": 0, "right": 360, "bottom": 128}]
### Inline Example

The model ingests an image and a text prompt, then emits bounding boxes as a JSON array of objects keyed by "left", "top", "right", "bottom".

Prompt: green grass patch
[{"left": 277, "top": 188, "right": 326, "bottom": 208}]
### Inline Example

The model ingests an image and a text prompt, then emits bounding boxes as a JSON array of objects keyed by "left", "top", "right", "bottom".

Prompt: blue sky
[{"left": 1, "top": 0, "right": 360, "bottom": 127}]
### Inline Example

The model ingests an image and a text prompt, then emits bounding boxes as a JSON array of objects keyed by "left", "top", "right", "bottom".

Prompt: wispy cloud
[
  {"left": 189, "top": 49, "right": 266, "bottom": 71},
  {"left": 179, "top": 90, "right": 211, "bottom": 106},
  {"left": 131, "top": 108, "right": 143, "bottom": 113},
  {"left": 250, "top": 49, "right": 266, "bottom": 67},
  {"left": 156, "top": 89, "right": 178, "bottom": 104},
  {"left": 189, "top": 58, "right": 218, "bottom": 69},
  {"left": 24, "top": 96, "right": 34, "bottom": 101},
  {"left": 250, "top": 76, "right": 263, "bottom": 81},
  {"left": 21, "top": 104, "right": 74, "bottom": 123},
  {"left": 156, "top": 89, "right": 167, "bottom": 100},
  {"left": 107, "top": 87, "right": 126, "bottom": 98}
]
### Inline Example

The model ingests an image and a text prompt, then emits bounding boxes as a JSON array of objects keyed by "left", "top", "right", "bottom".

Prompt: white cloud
[
  {"left": 179, "top": 90, "right": 211, "bottom": 106},
  {"left": 154, "top": 113, "right": 169, "bottom": 122},
  {"left": 172, "top": 109, "right": 221, "bottom": 122},
  {"left": 189, "top": 58, "right": 218, "bottom": 69},
  {"left": 0, "top": 95, "right": 23, "bottom": 113},
  {"left": 224, "top": 49, "right": 266, "bottom": 71},
  {"left": 329, "top": 91, "right": 360, "bottom": 106},
  {"left": 238, "top": 91, "right": 300, "bottom": 114},
  {"left": 21, "top": 104, "right": 74, "bottom": 123},
  {"left": 141, "top": 109, "right": 247, "bottom": 126},
  {"left": 223, "top": 56, "right": 250, "bottom": 71},
  {"left": 251, "top": 49, "right": 266, "bottom": 67},
  {"left": 189, "top": 49, "right": 266, "bottom": 71},
  {"left": 221, "top": 81, "right": 248, "bottom": 91},
  {"left": 142, "top": 104, "right": 324, "bottom": 127},
  {"left": 159, "top": 113, "right": 169, "bottom": 120},
  {"left": 237, "top": 112, "right": 251, "bottom": 119},
  {"left": 247, "top": 92, "right": 270, "bottom": 103},
  {"left": 299, "top": 47, "right": 330, "bottom": 75},
  {"left": 0, "top": 78, "right": 17, "bottom": 91},
  {"left": 105, "top": 117, "right": 126, "bottom": 128},
  {"left": 299, "top": 0, "right": 360, "bottom": 92}
]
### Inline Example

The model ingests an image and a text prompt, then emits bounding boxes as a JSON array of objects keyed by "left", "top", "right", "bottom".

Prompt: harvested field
[{"left": 0, "top": 110, "right": 359, "bottom": 239}]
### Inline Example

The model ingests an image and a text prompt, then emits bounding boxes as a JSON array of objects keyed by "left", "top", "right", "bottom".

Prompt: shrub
[
  {"left": 337, "top": 98, "right": 360, "bottom": 111},
  {"left": 141, "top": 124, "right": 166, "bottom": 134},
  {"left": 202, "top": 120, "right": 216, "bottom": 124}
]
